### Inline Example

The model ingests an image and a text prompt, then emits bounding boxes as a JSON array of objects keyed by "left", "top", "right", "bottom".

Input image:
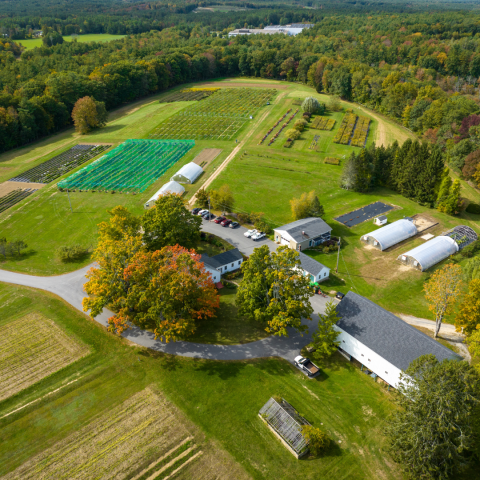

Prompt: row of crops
[
  {"left": 10, "top": 144, "right": 111, "bottom": 184},
  {"left": 57, "top": 139, "right": 194, "bottom": 193},
  {"left": 333, "top": 113, "right": 357, "bottom": 145},
  {"left": 333, "top": 112, "right": 371, "bottom": 146},
  {"left": 0, "top": 189, "right": 37, "bottom": 214},
  {"left": 159, "top": 88, "right": 219, "bottom": 103},
  {"left": 150, "top": 88, "right": 276, "bottom": 140},
  {"left": 311, "top": 116, "right": 336, "bottom": 131}
]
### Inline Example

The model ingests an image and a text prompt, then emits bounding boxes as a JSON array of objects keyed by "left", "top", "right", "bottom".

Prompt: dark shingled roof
[
  {"left": 376, "top": 215, "right": 387, "bottom": 221},
  {"left": 212, "top": 248, "right": 243, "bottom": 266},
  {"left": 298, "top": 252, "right": 328, "bottom": 276},
  {"left": 275, "top": 217, "right": 332, "bottom": 243},
  {"left": 200, "top": 254, "right": 222, "bottom": 270},
  {"left": 336, "top": 291, "right": 462, "bottom": 371}
]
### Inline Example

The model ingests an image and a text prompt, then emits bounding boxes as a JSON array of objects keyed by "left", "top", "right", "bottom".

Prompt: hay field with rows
[
  {"left": 0, "top": 313, "right": 89, "bottom": 401},
  {"left": 4, "top": 388, "right": 196, "bottom": 480}
]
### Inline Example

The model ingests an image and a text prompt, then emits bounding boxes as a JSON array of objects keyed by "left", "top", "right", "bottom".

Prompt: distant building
[
  {"left": 144, "top": 181, "right": 185, "bottom": 208},
  {"left": 373, "top": 215, "right": 388, "bottom": 226},
  {"left": 228, "top": 24, "right": 313, "bottom": 38},
  {"left": 298, "top": 252, "right": 330, "bottom": 283},
  {"left": 335, "top": 291, "right": 462, "bottom": 388},
  {"left": 274, "top": 217, "right": 332, "bottom": 252},
  {"left": 171, "top": 162, "right": 203, "bottom": 184},
  {"left": 201, "top": 248, "right": 244, "bottom": 283}
]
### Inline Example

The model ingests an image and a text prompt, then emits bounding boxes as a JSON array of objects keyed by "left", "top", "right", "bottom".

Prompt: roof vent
[{"left": 302, "top": 230, "right": 305, "bottom": 235}]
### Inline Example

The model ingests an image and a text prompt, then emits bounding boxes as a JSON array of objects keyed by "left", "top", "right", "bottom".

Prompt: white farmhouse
[
  {"left": 298, "top": 252, "right": 329, "bottom": 282},
  {"left": 335, "top": 291, "right": 462, "bottom": 388},
  {"left": 274, "top": 217, "right": 332, "bottom": 252},
  {"left": 201, "top": 248, "right": 244, "bottom": 283}
]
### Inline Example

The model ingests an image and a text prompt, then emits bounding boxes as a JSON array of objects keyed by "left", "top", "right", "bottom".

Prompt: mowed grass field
[
  {"left": 17, "top": 34, "right": 126, "bottom": 50},
  {"left": 0, "top": 282, "right": 414, "bottom": 480}
]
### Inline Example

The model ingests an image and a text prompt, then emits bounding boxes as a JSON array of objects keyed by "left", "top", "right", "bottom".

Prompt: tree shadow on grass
[
  {"left": 137, "top": 349, "right": 181, "bottom": 372},
  {"left": 0, "top": 248, "right": 37, "bottom": 263},
  {"left": 301, "top": 441, "right": 343, "bottom": 461}
]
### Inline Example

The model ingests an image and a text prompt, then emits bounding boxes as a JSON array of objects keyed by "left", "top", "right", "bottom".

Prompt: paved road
[{"left": 0, "top": 221, "right": 330, "bottom": 362}]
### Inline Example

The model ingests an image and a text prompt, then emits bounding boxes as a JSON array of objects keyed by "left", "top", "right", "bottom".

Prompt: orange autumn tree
[{"left": 110, "top": 245, "right": 219, "bottom": 341}]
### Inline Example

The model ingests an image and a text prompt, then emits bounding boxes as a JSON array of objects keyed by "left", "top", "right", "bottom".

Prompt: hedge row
[{"left": 333, "top": 113, "right": 357, "bottom": 144}]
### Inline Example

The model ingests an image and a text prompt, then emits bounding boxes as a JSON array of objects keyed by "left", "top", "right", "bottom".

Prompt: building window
[
  {"left": 385, "top": 371, "right": 388, "bottom": 374},
  {"left": 368, "top": 359, "right": 371, "bottom": 362},
  {"left": 324, "top": 272, "right": 326, "bottom": 277},
  {"left": 342, "top": 340, "right": 345, "bottom": 343},
  {"left": 361, "top": 354, "right": 364, "bottom": 356},
  {"left": 231, "top": 263, "right": 234, "bottom": 267},
  {"left": 238, "top": 261, "right": 241, "bottom": 265}
]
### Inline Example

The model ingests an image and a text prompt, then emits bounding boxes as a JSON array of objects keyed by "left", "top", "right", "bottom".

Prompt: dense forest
[{"left": 2, "top": 6, "right": 480, "bottom": 182}]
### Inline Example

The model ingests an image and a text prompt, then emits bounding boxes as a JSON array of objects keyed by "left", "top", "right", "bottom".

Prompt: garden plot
[
  {"left": 150, "top": 88, "right": 276, "bottom": 140},
  {"left": 9, "top": 144, "right": 111, "bottom": 184},
  {"left": 58, "top": 139, "right": 194, "bottom": 193},
  {"left": 0, "top": 313, "right": 89, "bottom": 401},
  {"left": 193, "top": 148, "right": 222, "bottom": 168},
  {"left": 0, "top": 188, "right": 38, "bottom": 214},
  {"left": 159, "top": 88, "right": 219, "bottom": 103},
  {"left": 3, "top": 388, "right": 196, "bottom": 480}
]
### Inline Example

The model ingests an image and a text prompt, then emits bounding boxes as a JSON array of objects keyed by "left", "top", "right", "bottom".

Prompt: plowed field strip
[
  {"left": 0, "top": 314, "right": 89, "bottom": 401},
  {"left": 3, "top": 389, "right": 191, "bottom": 480}
]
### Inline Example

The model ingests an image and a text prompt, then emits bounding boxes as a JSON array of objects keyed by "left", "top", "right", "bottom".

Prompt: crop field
[
  {"left": 3, "top": 388, "right": 198, "bottom": 480},
  {"left": 333, "top": 112, "right": 357, "bottom": 144},
  {"left": 0, "top": 313, "right": 89, "bottom": 401},
  {"left": 269, "top": 109, "right": 299, "bottom": 146},
  {"left": 17, "top": 34, "right": 126, "bottom": 50},
  {"left": 58, "top": 139, "right": 194, "bottom": 193},
  {"left": 311, "top": 116, "right": 336, "bottom": 130},
  {"left": 9, "top": 144, "right": 111, "bottom": 184},
  {"left": 159, "top": 88, "right": 219, "bottom": 103},
  {"left": 0, "top": 188, "right": 38, "bottom": 213},
  {"left": 150, "top": 88, "right": 275, "bottom": 140}
]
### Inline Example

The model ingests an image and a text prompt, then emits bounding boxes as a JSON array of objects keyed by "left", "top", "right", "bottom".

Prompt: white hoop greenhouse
[
  {"left": 398, "top": 236, "right": 458, "bottom": 271},
  {"left": 144, "top": 181, "right": 185, "bottom": 208},
  {"left": 362, "top": 219, "right": 417, "bottom": 251},
  {"left": 171, "top": 162, "right": 203, "bottom": 184}
]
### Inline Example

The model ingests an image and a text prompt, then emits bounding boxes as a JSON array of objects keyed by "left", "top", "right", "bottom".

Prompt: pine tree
[
  {"left": 436, "top": 168, "right": 452, "bottom": 206},
  {"left": 415, "top": 145, "right": 445, "bottom": 206}
]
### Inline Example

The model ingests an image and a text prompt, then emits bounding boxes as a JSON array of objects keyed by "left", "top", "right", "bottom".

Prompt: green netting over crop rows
[{"left": 57, "top": 139, "right": 194, "bottom": 193}]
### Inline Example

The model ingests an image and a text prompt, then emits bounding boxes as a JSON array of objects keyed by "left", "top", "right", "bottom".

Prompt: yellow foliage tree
[
  {"left": 455, "top": 279, "right": 480, "bottom": 335},
  {"left": 424, "top": 263, "right": 463, "bottom": 337},
  {"left": 290, "top": 191, "right": 325, "bottom": 220}
]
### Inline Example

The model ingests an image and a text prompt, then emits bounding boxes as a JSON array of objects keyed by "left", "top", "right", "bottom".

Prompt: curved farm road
[{"left": 0, "top": 220, "right": 459, "bottom": 362}]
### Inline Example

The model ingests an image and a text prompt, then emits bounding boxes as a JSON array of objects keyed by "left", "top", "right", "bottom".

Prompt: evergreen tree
[
  {"left": 390, "top": 139, "right": 412, "bottom": 193},
  {"left": 436, "top": 168, "right": 452, "bottom": 206},
  {"left": 415, "top": 145, "right": 445, "bottom": 206}
]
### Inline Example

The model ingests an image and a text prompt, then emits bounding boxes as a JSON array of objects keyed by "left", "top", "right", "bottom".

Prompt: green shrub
[
  {"left": 56, "top": 244, "right": 89, "bottom": 262},
  {"left": 294, "top": 119, "right": 308, "bottom": 131},
  {"left": 466, "top": 202, "right": 480, "bottom": 214},
  {"left": 461, "top": 240, "right": 480, "bottom": 258},
  {"left": 302, "top": 426, "right": 331, "bottom": 457},
  {"left": 286, "top": 128, "right": 300, "bottom": 140},
  {"left": 237, "top": 213, "right": 251, "bottom": 224},
  {"left": 323, "top": 246, "right": 330, "bottom": 254},
  {"left": 324, "top": 157, "right": 340, "bottom": 165}
]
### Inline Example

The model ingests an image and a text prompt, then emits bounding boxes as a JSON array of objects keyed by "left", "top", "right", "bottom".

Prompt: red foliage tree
[{"left": 463, "top": 150, "right": 480, "bottom": 180}]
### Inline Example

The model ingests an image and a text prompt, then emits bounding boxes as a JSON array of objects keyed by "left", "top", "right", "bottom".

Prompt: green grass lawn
[
  {"left": 0, "top": 282, "right": 405, "bottom": 480},
  {"left": 17, "top": 34, "right": 126, "bottom": 50}
]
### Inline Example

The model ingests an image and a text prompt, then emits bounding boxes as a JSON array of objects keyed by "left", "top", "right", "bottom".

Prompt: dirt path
[
  {"left": 0, "top": 181, "right": 46, "bottom": 196},
  {"left": 355, "top": 104, "right": 414, "bottom": 147},
  {"left": 189, "top": 92, "right": 286, "bottom": 206}
]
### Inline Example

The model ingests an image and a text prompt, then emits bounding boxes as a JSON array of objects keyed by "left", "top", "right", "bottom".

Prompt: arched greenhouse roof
[
  {"left": 171, "top": 162, "right": 203, "bottom": 184},
  {"left": 400, "top": 236, "right": 458, "bottom": 271},
  {"left": 144, "top": 181, "right": 185, "bottom": 208},
  {"left": 363, "top": 219, "right": 417, "bottom": 251}
]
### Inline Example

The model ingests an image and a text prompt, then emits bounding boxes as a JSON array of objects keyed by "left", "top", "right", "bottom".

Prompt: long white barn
[{"left": 335, "top": 291, "right": 462, "bottom": 388}]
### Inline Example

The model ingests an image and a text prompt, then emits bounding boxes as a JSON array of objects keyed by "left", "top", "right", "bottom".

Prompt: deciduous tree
[
  {"left": 236, "top": 245, "right": 313, "bottom": 336},
  {"left": 210, "top": 184, "right": 234, "bottom": 213},
  {"left": 195, "top": 188, "right": 209, "bottom": 209},
  {"left": 301, "top": 426, "right": 330, "bottom": 457},
  {"left": 385, "top": 355, "right": 480, "bottom": 480},
  {"left": 290, "top": 190, "right": 324, "bottom": 220},
  {"left": 301, "top": 96, "right": 320, "bottom": 114},
  {"left": 72, "top": 96, "right": 107, "bottom": 134},
  {"left": 111, "top": 245, "right": 219, "bottom": 341},
  {"left": 455, "top": 279, "right": 480, "bottom": 335},
  {"left": 424, "top": 263, "right": 463, "bottom": 337},
  {"left": 311, "top": 301, "right": 341, "bottom": 359},
  {"left": 142, "top": 193, "right": 201, "bottom": 251}
]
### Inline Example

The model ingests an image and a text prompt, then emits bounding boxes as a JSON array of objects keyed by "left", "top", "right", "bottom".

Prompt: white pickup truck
[{"left": 294, "top": 356, "right": 320, "bottom": 378}]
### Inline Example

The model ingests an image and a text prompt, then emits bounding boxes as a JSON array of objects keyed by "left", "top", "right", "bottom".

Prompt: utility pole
[
  {"left": 335, "top": 237, "right": 341, "bottom": 273},
  {"left": 67, "top": 188, "right": 73, "bottom": 213},
  {"left": 208, "top": 196, "right": 211, "bottom": 221}
]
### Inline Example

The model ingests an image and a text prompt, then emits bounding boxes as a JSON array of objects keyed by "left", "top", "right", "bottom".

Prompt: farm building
[
  {"left": 144, "top": 181, "right": 185, "bottom": 208},
  {"left": 361, "top": 218, "right": 417, "bottom": 251},
  {"left": 259, "top": 397, "right": 310, "bottom": 458},
  {"left": 398, "top": 225, "right": 477, "bottom": 271},
  {"left": 373, "top": 215, "right": 387, "bottom": 226},
  {"left": 201, "top": 248, "right": 244, "bottom": 282},
  {"left": 335, "top": 291, "right": 462, "bottom": 388},
  {"left": 274, "top": 217, "right": 332, "bottom": 252},
  {"left": 298, "top": 252, "right": 330, "bottom": 282},
  {"left": 171, "top": 162, "right": 203, "bottom": 184}
]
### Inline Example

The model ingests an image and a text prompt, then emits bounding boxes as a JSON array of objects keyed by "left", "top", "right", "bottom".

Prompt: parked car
[
  {"left": 294, "top": 356, "right": 320, "bottom": 377},
  {"left": 229, "top": 221, "right": 240, "bottom": 229},
  {"left": 244, "top": 229, "right": 258, "bottom": 238},
  {"left": 336, "top": 291, "right": 345, "bottom": 300},
  {"left": 203, "top": 213, "right": 215, "bottom": 220},
  {"left": 251, "top": 231, "right": 266, "bottom": 241},
  {"left": 198, "top": 209, "right": 208, "bottom": 216},
  {"left": 214, "top": 216, "right": 226, "bottom": 224},
  {"left": 221, "top": 219, "right": 232, "bottom": 227}
]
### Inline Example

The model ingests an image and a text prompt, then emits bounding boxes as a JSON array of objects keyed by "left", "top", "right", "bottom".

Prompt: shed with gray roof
[
  {"left": 274, "top": 217, "right": 332, "bottom": 252},
  {"left": 335, "top": 291, "right": 462, "bottom": 388},
  {"left": 298, "top": 252, "right": 330, "bottom": 282}
]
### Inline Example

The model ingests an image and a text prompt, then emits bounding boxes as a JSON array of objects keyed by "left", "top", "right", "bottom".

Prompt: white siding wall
[
  {"left": 315, "top": 267, "right": 330, "bottom": 282},
  {"left": 334, "top": 326, "right": 402, "bottom": 387},
  {"left": 204, "top": 265, "right": 221, "bottom": 283},
  {"left": 217, "top": 259, "right": 243, "bottom": 274}
]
